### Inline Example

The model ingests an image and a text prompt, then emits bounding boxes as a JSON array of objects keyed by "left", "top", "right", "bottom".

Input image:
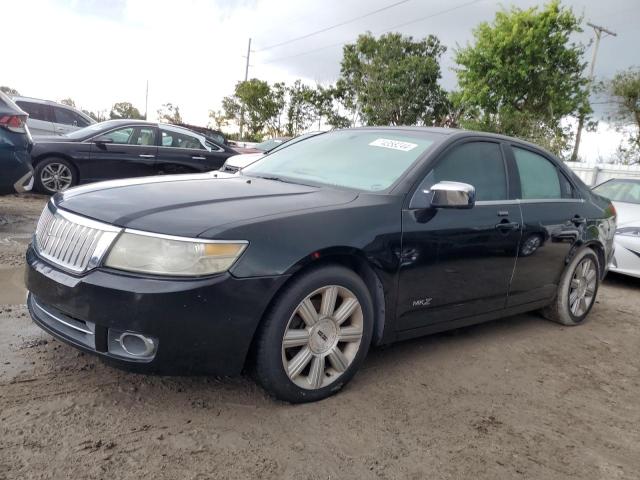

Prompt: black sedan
[
  {"left": 25, "top": 127, "right": 616, "bottom": 403},
  {"left": 0, "top": 92, "right": 33, "bottom": 194},
  {"left": 30, "top": 120, "right": 237, "bottom": 194}
]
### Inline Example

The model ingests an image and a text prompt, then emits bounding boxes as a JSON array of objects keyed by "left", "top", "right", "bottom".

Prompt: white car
[
  {"left": 220, "top": 131, "right": 325, "bottom": 174},
  {"left": 593, "top": 178, "right": 640, "bottom": 278},
  {"left": 11, "top": 96, "right": 95, "bottom": 136}
]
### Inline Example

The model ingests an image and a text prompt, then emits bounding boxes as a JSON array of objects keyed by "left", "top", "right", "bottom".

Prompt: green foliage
[
  {"left": 338, "top": 32, "right": 449, "bottom": 126},
  {"left": 110, "top": 101, "right": 144, "bottom": 120},
  {"left": 222, "top": 79, "right": 286, "bottom": 138},
  {"left": 599, "top": 67, "right": 640, "bottom": 162},
  {"left": 455, "top": 0, "right": 588, "bottom": 155},
  {"left": 0, "top": 86, "right": 19, "bottom": 95},
  {"left": 208, "top": 109, "right": 228, "bottom": 130},
  {"left": 286, "top": 80, "right": 316, "bottom": 136},
  {"left": 60, "top": 98, "right": 76, "bottom": 108},
  {"left": 157, "top": 103, "right": 182, "bottom": 124},
  {"left": 84, "top": 110, "right": 107, "bottom": 122}
]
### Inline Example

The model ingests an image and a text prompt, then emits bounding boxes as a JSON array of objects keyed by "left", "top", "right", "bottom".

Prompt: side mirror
[
  {"left": 428, "top": 181, "right": 476, "bottom": 209},
  {"left": 93, "top": 135, "right": 113, "bottom": 145}
]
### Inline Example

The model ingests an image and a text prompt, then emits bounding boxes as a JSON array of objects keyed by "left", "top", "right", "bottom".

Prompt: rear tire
[
  {"left": 34, "top": 157, "right": 77, "bottom": 194},
  {"left": 254, "top": 265, "right": 374, "bottom": 403},
  {"left": 542, "top": 248, "right": 600, "bottom": 326}
]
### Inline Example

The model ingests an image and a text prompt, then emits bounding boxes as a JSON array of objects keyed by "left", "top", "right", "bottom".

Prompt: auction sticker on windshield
[{"left": 369, "top": 138, "right": 418, "bottom": 152}]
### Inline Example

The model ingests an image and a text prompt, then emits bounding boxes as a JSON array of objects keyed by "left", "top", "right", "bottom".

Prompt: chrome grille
[{"left": 34, "top": 204, "right": 121, "bottom": 273}]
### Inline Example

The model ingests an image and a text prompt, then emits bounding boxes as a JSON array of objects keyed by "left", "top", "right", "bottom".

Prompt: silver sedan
[{"left": 593, "top": 178, "right": 640, "bottom": 278}]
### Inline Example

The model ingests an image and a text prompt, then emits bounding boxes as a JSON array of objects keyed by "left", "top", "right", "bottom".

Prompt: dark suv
[
  {"left": 25, "top": 127, "right": 616, "bottom": 402},
  {"left": 0, "top": 92, "right": 33, "bottom": 194}
]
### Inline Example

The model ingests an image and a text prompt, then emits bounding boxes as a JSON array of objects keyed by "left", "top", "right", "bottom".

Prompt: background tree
[
  {"left": 222, "top": 79, "right": 284, "bottom": 140},
  {"left": 83, "top": 109, "right": 107, "bottom": 122},
  {"left": 286, "top": 80, "right": 316, "bottom": 136},
  {"left": 60, "top": 98, "right": 76, "bottom": 107},
  {"left": 599, "top": 67, "right": 640, "bottom": 164},
  {"left": 110, "top": 101, "right": 144, "bottom": 120},
  {"left": 157, "top": 103, "right": 182, "bottom": 124},
  {"left": 208, "top": 109, "right": 228, "bottom": 130},
  {"left": 338, "top": 32, "right": 449, "bottom": 126},
  {"left": 0, "top": 86, "right": 20, "bottom": 95},
  {"left": 455, "top": 0, "right": 588, "bottom": 155}
]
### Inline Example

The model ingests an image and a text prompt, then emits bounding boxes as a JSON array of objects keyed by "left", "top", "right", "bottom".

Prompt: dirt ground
[{"left": 1, "top": 193, "right": 639, "bottom": 480}]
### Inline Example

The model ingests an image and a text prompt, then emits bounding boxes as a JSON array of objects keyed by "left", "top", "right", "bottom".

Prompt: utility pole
[
  {"left": 239, "top": 38, "right": 251, "bottom": 140},
  {"left": 144, "top": 80, "right": 149, "bottom": 120},
  {"left": 570, "top": 23, "right": 617, "bottom": 162}
]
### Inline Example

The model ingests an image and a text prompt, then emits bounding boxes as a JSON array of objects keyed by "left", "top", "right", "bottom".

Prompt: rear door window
[
  {"left": 513, "top": 147, "right": 562, "bottom": 200},
  {"left": 54, "top": 107, "right": 90, "bottom": 127},
  {"left": 160, "top": 129, "right": 205, "bottom": 149},
  {"left": 16, "top": 101, "right": 54, "bottom": 122}
]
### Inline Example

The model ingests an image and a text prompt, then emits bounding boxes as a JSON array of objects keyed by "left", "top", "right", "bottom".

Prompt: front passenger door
[
  {"left": 88, "top": 126, "right": 158, "bottom": 181},
  {"left": 397, "top": 140, "right": 522, "bottom": 331}
]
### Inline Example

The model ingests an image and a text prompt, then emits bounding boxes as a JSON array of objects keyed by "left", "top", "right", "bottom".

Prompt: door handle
[
  {"left": 191, "top": 156, "right": 206, "bottom": 160},
  {"left": 495, "top": 220, "right": 520, "bottom": 231},
  {"left": 571, "top": 215, "right": 586, "bottom": 226},
  {"left": 139, "top": 154, "right": 155, "bottom": 158}
]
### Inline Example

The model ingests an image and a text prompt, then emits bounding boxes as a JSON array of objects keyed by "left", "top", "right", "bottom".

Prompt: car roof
[
  {"left": 11, "top": 95, "right": 77, "bottom": 107},
  {"left": 83, "top": 119, "right": 210, "bottom": 143},
  {"left": 11, "top": 95, "right": 94, "bottom": 121},
  {"left": 345, "top": 126, "right": 560, "bottom": 159}
]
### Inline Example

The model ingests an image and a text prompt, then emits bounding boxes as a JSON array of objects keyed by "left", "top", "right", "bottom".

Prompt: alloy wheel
[
  {"left": 41, "top": 163, "right": 73, "bottom": 192},
  {"left": 281, "top": 285, "right": 364, "bottom": 390},
  {"left": 568, "top": 257, "right": 597, "bottom": 317}
]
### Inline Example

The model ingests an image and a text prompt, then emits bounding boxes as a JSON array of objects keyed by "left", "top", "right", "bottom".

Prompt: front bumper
[
  {"left": 25, "top": 246, "right": 289, "bottom": 375},
  {"left": 609, "top": 235, "right": 640, "bottom": 279},
  {"left": 13, "top": 169, "right": 34, "bottom": 193}
]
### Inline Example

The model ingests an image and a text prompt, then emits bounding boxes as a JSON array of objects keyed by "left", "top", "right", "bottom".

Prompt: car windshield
[
  {"left": 243, "top": 130, "right": 437, "bottom": 192},
  {"left": 593, "top": 179, "right": 640, "bottom": 204},
  {"left": 64, "top": 121, "right": 123, "bottom": 139},
  {"left": 255, "top": 138, "right": 287, "bottom": 152},
  {"left": 265, "top": 132, "right": 322, "bottom": 156}
]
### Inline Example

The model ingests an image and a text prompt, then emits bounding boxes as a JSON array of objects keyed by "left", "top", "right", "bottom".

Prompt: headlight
[
  {"left": 616, "top": 227, "right": 640, "bottom": 237},
  {"left": 105, "top": 231, "right": 247, "bottom": 276}
]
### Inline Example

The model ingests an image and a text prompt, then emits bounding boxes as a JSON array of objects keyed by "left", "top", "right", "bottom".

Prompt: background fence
[{"left": 565, "top": 162, "right": 640, "bottom": 187}]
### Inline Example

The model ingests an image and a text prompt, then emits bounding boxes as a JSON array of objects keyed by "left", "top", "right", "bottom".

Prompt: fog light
[
  {"left": 108, "top": 329, "right": 157, "bottom": 360},
  {"left": 120, "top": 332, "right": 155, "bottom": 357}
]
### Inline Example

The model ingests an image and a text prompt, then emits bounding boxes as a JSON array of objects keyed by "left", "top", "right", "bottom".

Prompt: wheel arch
[
  {"left": 33, "top": 153, "right": 81, "bottom": 182},
  {"left": 243, "top": 248, "right": 389, "bottom": 371},
  {"left": 566, "top": 240, "right": 606, "bottom": 280}
]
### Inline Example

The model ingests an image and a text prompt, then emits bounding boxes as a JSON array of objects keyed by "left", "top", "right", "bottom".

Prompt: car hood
[
  {"left": 612, "top": 201, "right": 640, "bottom": 227},
  {"left": 55, "top": 172, "right": 358, "bottom": 238}
]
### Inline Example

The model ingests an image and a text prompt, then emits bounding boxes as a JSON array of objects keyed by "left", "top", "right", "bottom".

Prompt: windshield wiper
[{"left": 255, "top": 175, "right": 287, "bottom": 182}]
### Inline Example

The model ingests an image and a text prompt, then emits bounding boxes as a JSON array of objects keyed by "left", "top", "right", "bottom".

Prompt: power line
[
  {"left": 259, "top": 0, "right": 484, "bottom": 65},
  {"left": 257, "top": 0, "right": 411, "bottom": 52}
]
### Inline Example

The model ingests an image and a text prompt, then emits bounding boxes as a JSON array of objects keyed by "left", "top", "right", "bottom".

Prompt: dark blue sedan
[{"left": 0, "top": 92, "right": 33, "bottom": 194}]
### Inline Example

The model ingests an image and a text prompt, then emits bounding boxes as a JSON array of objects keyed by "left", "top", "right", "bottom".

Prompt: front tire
[
  {"left": 543, "top": 248, "right": 600, "bottom": 326},
  {"left": 255, "top": 265, "right": 374, "bottom": 403},
  {"left": 34, "top": 157, "right": 77, "bottom": 194}
]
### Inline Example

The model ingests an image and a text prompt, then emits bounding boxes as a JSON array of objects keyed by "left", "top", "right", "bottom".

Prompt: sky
[{"left": 3, "top": 0, "right": 639, "bottom": 161}]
